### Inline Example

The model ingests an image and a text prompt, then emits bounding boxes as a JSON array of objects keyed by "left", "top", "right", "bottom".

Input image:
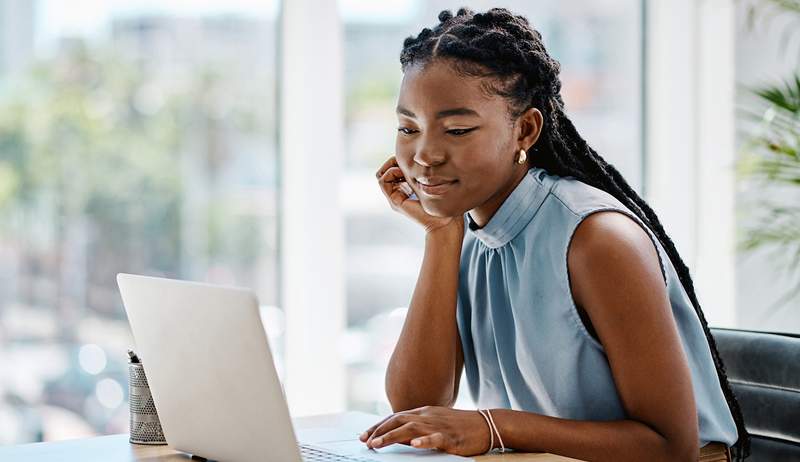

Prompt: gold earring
[{"left": 516, "top": 149, "right": 527, "bottom": 164}]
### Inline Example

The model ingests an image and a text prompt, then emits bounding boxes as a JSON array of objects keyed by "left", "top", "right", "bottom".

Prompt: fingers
[
  {"left": 376, "top": 155, "right": 414, "bottom": 204},
  {"left": 366, "top": 409, "right": 428, "bottom": 446},
  {"left": 359, "top": 413, "right": 395, "bottom": 442},
  {"left": 359, "top": 408, "right": 453, "bottom": 452},
  {"left": 378, "top": 167, "right": 412, "bottom": 207},
  {"left": 360, "top": 405, "right": 434, "bottom": 442},
  {"left": 374, "top": 155, "right": 446, "bottom": 231},
  {"left": 359, "top": 409, "right": 415, "bottom": 442},
  {"left": 378, "top": 165, "right": 406, "bottom": 187},
  {"left": 366, "top": 413, "right": 413, "bottom": 446},
  {"left": 411, "top": 432, "right": 446, "bottom": 450},
  {"left": 375, "top": 155, "right": 398, "bottom": 179},
  {"left": 367, "top": 421, "right": 428, "bottom": 449},
  {"left": 398, "top": 181, "right": 414, "bottom": 197}
]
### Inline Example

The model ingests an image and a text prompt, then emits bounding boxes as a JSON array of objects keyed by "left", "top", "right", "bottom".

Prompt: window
[
  {"left": 733, "top": 0, "right": 800, "bottom": 334},
  {"left": 0, "top": 0, "right": 279, "bottom": 444}
]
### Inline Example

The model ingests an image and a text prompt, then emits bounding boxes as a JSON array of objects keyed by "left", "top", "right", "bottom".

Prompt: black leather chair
[{"left": 711, "top": 327, "right": 800, "bottom": 461}]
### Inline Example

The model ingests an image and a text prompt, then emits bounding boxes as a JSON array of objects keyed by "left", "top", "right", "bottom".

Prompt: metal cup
[{"left": 128, "top": 361, "right": 167, "bottom": 445}]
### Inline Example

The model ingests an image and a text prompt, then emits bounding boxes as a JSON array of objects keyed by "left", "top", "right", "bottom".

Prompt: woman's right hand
[{"left": 376, "top": 155, "right": 463, "bottom": 236}]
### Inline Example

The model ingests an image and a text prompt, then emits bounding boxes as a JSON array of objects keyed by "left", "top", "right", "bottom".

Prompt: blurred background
[{"left": 0, "top": 0, "right": 798, "bottom": 445}]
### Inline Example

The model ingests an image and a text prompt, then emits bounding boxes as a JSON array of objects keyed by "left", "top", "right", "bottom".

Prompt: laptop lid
[{"left": 117, "top": 273, "right": 301, "bottom": 462}]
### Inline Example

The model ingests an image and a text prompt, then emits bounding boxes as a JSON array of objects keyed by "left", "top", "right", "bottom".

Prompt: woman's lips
[{"left": 414, "top": 177, "right": 458, "bottom": 196}]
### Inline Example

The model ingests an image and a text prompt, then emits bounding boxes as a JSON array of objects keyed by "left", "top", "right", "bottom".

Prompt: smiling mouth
[{"left": 414, "top": 177, "right": 459, "bottom": 196}]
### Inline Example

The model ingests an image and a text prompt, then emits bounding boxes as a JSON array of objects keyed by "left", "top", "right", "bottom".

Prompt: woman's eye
[
  {"left": 396, "top": 127, "right": 476, "bottom": 136},
  {"left": 447, "top": 128, "right": 476, "bottom": 136}
]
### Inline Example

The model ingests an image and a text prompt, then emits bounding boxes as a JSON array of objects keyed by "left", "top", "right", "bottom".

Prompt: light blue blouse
[{"left": 456, "top": 166, "right": 738, "bottom": 446}]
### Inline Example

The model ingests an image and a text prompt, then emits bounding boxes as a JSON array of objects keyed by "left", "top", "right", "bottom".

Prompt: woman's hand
[
  {"left": 376, "top": 156, "right": 463, "bottom": 235},
  {"left": 358, "top": 406, "right": 491, "bottom": 456}
]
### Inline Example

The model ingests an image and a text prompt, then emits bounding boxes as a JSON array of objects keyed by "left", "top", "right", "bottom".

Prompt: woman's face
[{"left": 395, "top": 59, "right": 541, "bottom": 220}]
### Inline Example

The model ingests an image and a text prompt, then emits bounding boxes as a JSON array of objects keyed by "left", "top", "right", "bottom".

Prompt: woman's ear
[{"left": 517, "top": 107, "right": 543, "bottom": 150}]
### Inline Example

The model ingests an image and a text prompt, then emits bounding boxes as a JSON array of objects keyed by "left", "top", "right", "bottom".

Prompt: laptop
[{"left": 117, "top": 273, "right": 469, "bottom": 462}]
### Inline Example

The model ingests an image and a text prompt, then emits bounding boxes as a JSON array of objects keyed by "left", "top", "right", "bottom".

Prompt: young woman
[{"left": 357, "top": 7, "right": 748, "bottom": 462}]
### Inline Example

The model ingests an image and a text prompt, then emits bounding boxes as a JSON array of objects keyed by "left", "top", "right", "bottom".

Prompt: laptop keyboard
[{"left": 300, "top": 443, "right": 379, "bottom": 462}]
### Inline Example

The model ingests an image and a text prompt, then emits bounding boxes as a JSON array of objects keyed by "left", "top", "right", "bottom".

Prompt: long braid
[{"left": 400, "top": 7, "right": 750, "bottom": 460}]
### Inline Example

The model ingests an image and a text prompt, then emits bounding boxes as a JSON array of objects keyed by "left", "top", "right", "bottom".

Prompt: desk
[{"left": 0, "top": 413, "right": 583, "bottom": 462}]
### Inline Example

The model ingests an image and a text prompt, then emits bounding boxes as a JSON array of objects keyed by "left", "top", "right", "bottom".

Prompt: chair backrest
[{"left": 710, "top": 327, "right": 800, "bottom": 461}]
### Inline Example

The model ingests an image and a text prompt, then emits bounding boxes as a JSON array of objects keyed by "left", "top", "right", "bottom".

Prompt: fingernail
[
  {"left": 372, "top": 437, "right": 383, "bottom": 446},
  {"left": 411, "top": 439, "right": 421, "bottom": 446}
]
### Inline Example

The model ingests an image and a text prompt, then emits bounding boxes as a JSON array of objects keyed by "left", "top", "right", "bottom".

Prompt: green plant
[{"left": 737, "top": 0, "right": 800, "bottom": 311}]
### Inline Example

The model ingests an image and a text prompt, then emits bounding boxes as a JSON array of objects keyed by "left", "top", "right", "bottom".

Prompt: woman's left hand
[{"left": 358, "top": 406, "right": 492, "bottom": 456}]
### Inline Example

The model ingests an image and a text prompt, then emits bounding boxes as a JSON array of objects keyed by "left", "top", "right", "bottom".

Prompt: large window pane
[
  {"left": 0, "top": 0, "right": 279, "bottom": 444},
  {"left": 734, "top": 0, "right": 800, "bottom": 333}
]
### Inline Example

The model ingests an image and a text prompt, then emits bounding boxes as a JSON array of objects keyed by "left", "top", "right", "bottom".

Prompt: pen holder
[{"left": 129, "top": 362, "right": 167, "bottom": 445}]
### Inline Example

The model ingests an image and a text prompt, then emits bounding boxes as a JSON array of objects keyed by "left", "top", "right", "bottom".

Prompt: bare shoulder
[{"left": 566, "top": 210, "right": 665, "bottom": 312}]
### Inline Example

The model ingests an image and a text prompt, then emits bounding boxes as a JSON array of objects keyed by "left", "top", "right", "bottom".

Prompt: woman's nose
[{"left": 413, "top": 150, "right": 446, "bottom": 167}]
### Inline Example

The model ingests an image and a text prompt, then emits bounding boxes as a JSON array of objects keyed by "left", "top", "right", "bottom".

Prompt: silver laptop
[{"left": 117, "top": 273, "right": 468, "bottom": 462}]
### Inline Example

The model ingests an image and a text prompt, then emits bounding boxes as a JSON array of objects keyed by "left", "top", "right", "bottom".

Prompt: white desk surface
[{"left": 0, "top": 412, "right": 583, "bottom": 462}]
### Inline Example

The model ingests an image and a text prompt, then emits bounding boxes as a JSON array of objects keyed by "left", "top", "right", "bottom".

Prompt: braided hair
[{"left": 400, "top": 7, "right": 750, "bottom": 460}]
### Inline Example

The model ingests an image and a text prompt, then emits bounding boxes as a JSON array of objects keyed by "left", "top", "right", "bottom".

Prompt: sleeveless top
[{"left": 456, "top": 166, "right": 738, "bottom": 446}]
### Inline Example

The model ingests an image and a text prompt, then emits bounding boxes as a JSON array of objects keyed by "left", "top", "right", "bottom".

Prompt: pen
[{"left": 128, "top": 349, "right": 141, "bottom": 364}]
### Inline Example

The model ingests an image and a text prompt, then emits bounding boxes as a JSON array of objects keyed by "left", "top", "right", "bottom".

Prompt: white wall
[
  {"left": 645, "top": 0, "right": 737, "bottom": 327},
  {"left": 0, "top": 0, "right": 35, "bottom": 77},
  {"left": 279, "top": 0, "right": 347, "bottom": 415}
]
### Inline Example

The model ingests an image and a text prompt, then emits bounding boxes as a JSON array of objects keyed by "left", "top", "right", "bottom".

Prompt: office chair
[{"left": 711, "top": 327, "right": 800, "bottom": 461}]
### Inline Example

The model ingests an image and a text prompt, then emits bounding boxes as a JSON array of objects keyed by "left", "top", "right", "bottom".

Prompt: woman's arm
[
  {"left": 385, "top": 220, "right": 465, "bottom": 411},
  {"left": 487, "top": 408, "right": 695, "bottom": 462},
  {"left": 488, "top": 211, "right": 698, "bottom": 461},
  {"left": 362, "top": 405, "right": 695, "bottom": 462},
  {"left": 362, "top": 211, "right": 700, "bottom": 461},
  {"left": 544, "top": 210, "right": 698, "bottom": 460}
]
